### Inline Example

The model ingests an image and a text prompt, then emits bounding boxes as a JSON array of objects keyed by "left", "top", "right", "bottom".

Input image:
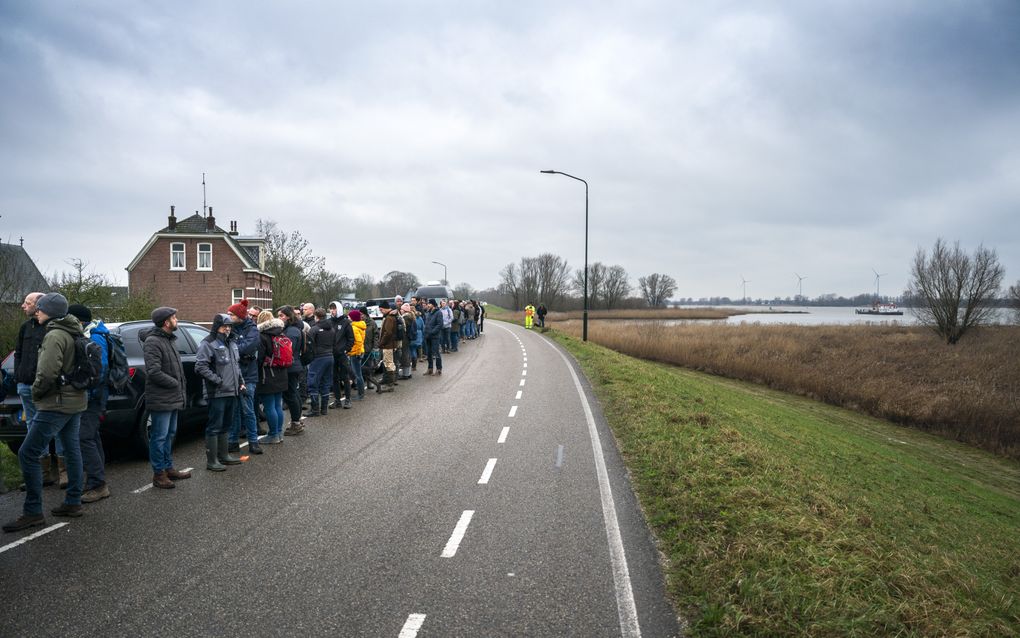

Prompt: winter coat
[
  {"left": 330, "top": 310, "right": 355, "bottom": 357},
  {"left": 31, "top": 315, "right": 87, "bottom": 414},
  {"left": 413, "top": 316, "right": 424, "bottom": 346},
  {"left": 196, "top": 333, "right": 243, "bottom": 399},
  {"left": 284, "top": 322, "right": 304, "bottom": 372},
  {"left": 309, "top": 318, "right": 335, "bottom": 359},
  {"left": 440, "top": 306, "right": 453, "bottom": 328},
  {"left": 14, "top": 317, "right": 46, "bottom": 385},
  {"left": 364, "top": 316, "right": 377, "bottom": 352},
  {"left": 450, "top": 306, "right": 462, "bottom": 329},
  {"left": 349, "top": 320, "right": 366, "bottom": 357},
  {"left": 83, "top": 319, "right": 111, "bottom": 403},
  {"left": 232, "top": 318, "right": 260, "bottom": 384},
  {"left": 424, "top": 309, "right": 444, "bottom": 339},
  {"left": 378, "top": 312, "right": 399, "bottom": 349},
  {"left": 142, "top": 326, "right": 187, "bottom": 412},
  {"left": 403, "top": 312, "right": 418, "bottom": 345},
  {"left": 256, "top": 318, "right": 290, "bottom": 395}
]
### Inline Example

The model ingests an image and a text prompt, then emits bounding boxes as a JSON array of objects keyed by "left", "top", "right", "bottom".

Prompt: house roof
[
  {"left": 126, "top": 213, "right": 271, "bottom": 277},
  {"left": 0, "top": 243, "right": 50, "bottom": 304}
]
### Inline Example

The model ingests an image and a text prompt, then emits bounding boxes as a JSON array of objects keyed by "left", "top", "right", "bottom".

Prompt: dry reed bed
[{"left": 553, "top": 320, "right": 1020, "bottom": 458}]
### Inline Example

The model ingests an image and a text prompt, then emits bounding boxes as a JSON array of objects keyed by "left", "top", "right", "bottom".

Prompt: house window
[
  {"left": 170, "top": 242, "right": 185, "bottom": 270},
  {"left": 232, "top": 289, "right": 244, "bottom": 305},
  {"left": 198, "top": 243, "right": 212, "bottom": 270}
]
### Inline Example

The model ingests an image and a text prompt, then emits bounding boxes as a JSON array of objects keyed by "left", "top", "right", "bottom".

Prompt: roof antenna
[{"left": 202, "top": 172, "right": 208, "bottom": 216}]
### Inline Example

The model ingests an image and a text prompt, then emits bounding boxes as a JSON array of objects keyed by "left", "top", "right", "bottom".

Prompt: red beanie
[{"left": 228, "top": 298, "right": 249, "bottom": 318}]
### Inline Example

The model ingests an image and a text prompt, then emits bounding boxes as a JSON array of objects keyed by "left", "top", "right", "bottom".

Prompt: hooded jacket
[
  {"left": 309, "top": 318, "right": 335, "bottom": 359},
  {"left": 329, "top": 302, "right": 355, "bottom": 357},
  {"left": 31, "top": 314, "right": 87, "bottom": 413},
  {"left": 256, "top": 317, "right": 290, "bottom": 395},
  {"left": 83, "top": 319, "right": 111, "bottom": 404},
  {"left": 141, "top": 326, "right": 187, "bottom": 411},
  {"left": 196, "top": 330, "right": 243, "bottom": 399},
  {"left": 15, "top": 317, "right": 46, "bottom": 385},
  {"left": 349, "top": 319, "right": 366, "bottom": 356},
  {"left": 230, "top": 316, "right": 259, "bottom": 384},
  {"left": 284, "top": 319, "right": 304, "bottom": 372}
]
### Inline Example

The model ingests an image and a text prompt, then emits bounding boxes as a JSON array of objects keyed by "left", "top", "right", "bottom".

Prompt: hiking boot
[
  {"left": 436, "top": 369, "right": 442, "bottom": 376},
  {"left": 284, "top": 422, "right": 304, "bottom": 436},
  {"left": 3, "top": 513, "right": 45, "bottom": 533},
  {"left": 153, "top": 471, "right": 175, "bottom": 489},
  {"left": 424, "top": 369, "right": 434, "bottom": 376},
  {"left": 166, "top": 468, "right": 192, "bottom": 480},
  {"left": 51, "top": 503, "right": 83, "bottom": 517},
  {"left": 228, "top": 441, "right": 241, "bottom": 455},
  {"left": 249, "top": 442, "right": 264, "bottom": 455},
  {"left": 81, "top": 484, "right": 111, "bottom": 503},
  {"left": 342, "top": 398, "right": 352, "bottom": 409},
  {"left": 307, "top": 397, "right": 321, "bottom": 417}
]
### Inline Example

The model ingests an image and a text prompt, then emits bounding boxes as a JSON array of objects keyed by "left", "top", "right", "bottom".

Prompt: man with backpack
[
  {"left": 4, "top": 293, "right": 86, "bottom": 532},
  {"left": 68, "top": 304, "right": 114, "bottom": 503}
]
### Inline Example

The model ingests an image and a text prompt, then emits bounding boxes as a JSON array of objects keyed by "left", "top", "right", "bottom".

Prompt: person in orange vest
[{"left": 524, "top": 304, "right": 535, "bottom": 329}]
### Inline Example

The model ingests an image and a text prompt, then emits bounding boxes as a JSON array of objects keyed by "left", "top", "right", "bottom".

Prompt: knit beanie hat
[
  {"left": 227, "top": 298, "right": 249, "bottom": 319},
  {"left": 67, "top": 303, "right": 92, "bottom": 324},
  {"left": 211, "top": 313, "right": 232, "bottom": 333},
  {"left": 427, "top": 298, "right": 438, "bottom": 306},
  {"left": 36, "top": 292, "right": 69, "bottom": 318},
  {"left": 378, "top": 300, "right": 391, "bottom": 310},
  {"left": 348, "top": 309, "right": 362, "bottom": 322}
]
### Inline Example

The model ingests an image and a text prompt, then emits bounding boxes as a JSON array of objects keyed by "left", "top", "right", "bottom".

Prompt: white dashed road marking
[
  {"left": 520, "top": 379, "right": 525, "bottom": 387},
  {"left": 516, "top": 390, "right": 522, "bottom": 400},
  {"left": 498, "top": 427, "right": 510, "bottom": 443},
  {"left": 0, "top": 522, "right": 68, "bottom": 555},
  {"left": 508, "top": 405, "right": 518, "bottom": 418},
  {"left": 478, "top": 458, "right": 497, "bottom": 484},
  {"left": 398, "top": 613, "right": 427, "bottom": 637},
  {"left": 441, "top": 510, "right": 475, "bottom": 558}
]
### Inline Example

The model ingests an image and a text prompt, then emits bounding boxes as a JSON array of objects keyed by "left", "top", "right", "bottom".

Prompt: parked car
[{"left": 1, "top": 320, "right": 212, "bottom": 458}]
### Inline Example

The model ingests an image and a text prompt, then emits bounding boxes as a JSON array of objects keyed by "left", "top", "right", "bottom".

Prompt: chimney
[
  {"left": 229, "top": 220, "right": 239, "bottom": 236},
  {"left": 168, "top": 205, "right": 177, "bottom": 231},
  {"left": 206, "top": 206, "right": 216, "bottom": 231}
]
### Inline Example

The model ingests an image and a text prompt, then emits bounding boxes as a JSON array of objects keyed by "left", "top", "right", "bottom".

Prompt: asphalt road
[{"left": 0, "top": 321, "right": 681, "bottom": 637}]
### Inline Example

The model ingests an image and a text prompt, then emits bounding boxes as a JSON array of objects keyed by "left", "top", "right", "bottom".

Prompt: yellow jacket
[{"left": 349, "top": 320, "right": 366, "bottom": 356}]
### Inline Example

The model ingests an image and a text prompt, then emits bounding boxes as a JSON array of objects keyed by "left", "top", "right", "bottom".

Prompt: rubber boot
[
  {"left": 206, "top": 436, "right": 226, "bottom": 472},
  {"left": 320, "top": 396, "right": 329, "bottom": 416},
  {"left": 217, "top": 434, "right": 242, "bottom": 465},
  {"left": 308, "top": 394, "right": 321, "bottom": 417}
]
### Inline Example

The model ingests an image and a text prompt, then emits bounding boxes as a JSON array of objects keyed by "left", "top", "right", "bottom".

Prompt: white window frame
[
  {"left": 231, "top": 289, "right": 244, "bottom": 305},
  {"left": 197, "top": 242, "right": 213, "bottom": 271},
  {"left": 170, "top": 242, "right": 186, "bottom": 270}
]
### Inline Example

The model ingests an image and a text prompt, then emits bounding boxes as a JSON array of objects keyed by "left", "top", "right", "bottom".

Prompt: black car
[{"left": 1, "top": 320, "right": 212, "bottom": 457}]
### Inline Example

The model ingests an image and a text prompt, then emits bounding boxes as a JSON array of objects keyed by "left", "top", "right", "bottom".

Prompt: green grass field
[{"left": 550, "top": 331, "right": 1020, "bottom": 637}]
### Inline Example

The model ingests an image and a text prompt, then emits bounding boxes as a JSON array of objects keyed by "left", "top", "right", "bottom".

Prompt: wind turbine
[
  {"left": 872, "top": 268, "right": 887, "bottom": 300},
  {"left": 795, "top": 273, "right": 807, "bottom": 302},
  {"left": 740, "top": 275, "right": 750, "bottom": 304}
]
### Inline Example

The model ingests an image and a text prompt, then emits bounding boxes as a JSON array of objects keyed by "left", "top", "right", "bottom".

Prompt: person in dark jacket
[
  {"left": 226, "top": 299, "right": 260, "bottom": 454},
  {"left": 277, "top": 305, "right": 306, "bottom": 435},
  {"left": 306, "top": 308, "right": 335, "bottom": 417},
  {"left": 196, "top": 314, "right": 244, "bottom": 471},
  {"left": 329, "top": 301, "right": 355, "bottom": 410},
  {"left": 12, "top": 292, "right": 59, "bottom": 485},
  {"left": 376, "top": 302, "right": 398, "bottom": 392},
  {"left": 67, "top": 304, "right": 112, "bottom": 503},
  {"left": 423, "top": 299, "right": 444, "bottom": 376},
  {"left": 256, "top": 310, "right": 289, "bottom": 444},
  {"left": 141, "top": 307, "right": 192, "bottom": 489},
  {"left": 4, "top": 293, "right": 87, "bottom": 533}
]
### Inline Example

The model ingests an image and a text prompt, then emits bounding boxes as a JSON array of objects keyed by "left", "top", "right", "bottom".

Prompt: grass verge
[
  {"left": 1, "top": 444, "right": 20, "bottom": 490},
  {"left": 550, "top": 331, "right": 1020, "bottom": 637}
]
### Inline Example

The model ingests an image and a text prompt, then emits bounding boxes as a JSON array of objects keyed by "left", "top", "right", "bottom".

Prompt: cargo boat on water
[{"left": 855, "top": 302, "right": 904, "bottom": 316}]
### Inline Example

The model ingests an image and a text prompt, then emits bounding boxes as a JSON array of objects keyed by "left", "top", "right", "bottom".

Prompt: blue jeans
[
  {"left": 148, "top": 410, "right": 178, "bottom": 473},
  {"left": 350, "top": 355, "right": 364, "bottom": 395},
  {"left": 441, "top": 327, "right": 451, "bottom": 351},
  {"left": 307, "top": 355, "right": 333, "bottom": 401},
  {"left": 467, "top": 320, "right": 478, "bottom": 337},
  {"left": 450, "top": 329, "right": 460, "bottom": 352},
  {"left": 206, "top": 396, "right": 235, "bottom": 437},
  {"left": 18, "top": 382, "right": 61, "bottom": 458},
  {"left": 18, "top": 410, "right": 83, "bottom": 515},
  {"left": 260, "top": 393, "right": 284, "bottom": 438},
  {"left": 426, "top": 336, "right": 443, "bottom": 371},
  {"left": 229, "top": 383, "right": 257, "bottom": 445}
]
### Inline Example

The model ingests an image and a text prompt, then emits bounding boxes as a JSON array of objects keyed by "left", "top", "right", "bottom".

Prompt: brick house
[{"left": 127, "top": 207, "right": 273, "bottom": 325}]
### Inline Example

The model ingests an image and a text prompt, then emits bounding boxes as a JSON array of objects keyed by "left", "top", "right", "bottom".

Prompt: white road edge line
[
  {"left": 539, "top": 331, "right": 642, "bottom": 637},
  {"left": 508, "top": 405, "right": 518, "bottom": 418},
  {"left": 498, "top": 427, "right": 510, "bottom": 443},
  {"left": 441, "top": 510, "right": 475, "bottom": 558},
  {"left": 478, "top": 458, "right": 498, "bottom": 484},
  {"left": 132, "top": 483, "right": 153, "bottom": 494},
  {"left": 398, "top": 613, "right": 427, "bottom": 637},
  {"left": 0, "top": 522, "right": 69, "bottom": 555}
]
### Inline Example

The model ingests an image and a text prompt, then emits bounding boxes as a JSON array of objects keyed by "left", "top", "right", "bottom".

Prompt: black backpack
[
  {"left": 62, "top": 335, "right": 104, "bottom": 391},
  {"left": 105, "top": 332, "right": 130, "bottom": 393}
]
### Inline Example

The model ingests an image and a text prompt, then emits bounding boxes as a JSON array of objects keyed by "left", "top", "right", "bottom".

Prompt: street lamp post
[
  {"left": 432, "top": 260, "right": 447, "bottom": 286},
  {"left": 541, "top": 169, "right": 588, "bottom": 342}
]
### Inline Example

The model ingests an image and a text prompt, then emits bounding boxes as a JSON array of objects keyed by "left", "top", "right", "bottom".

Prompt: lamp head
[{"left": 540, "top": 170, "right": 556, "bottom": 174}]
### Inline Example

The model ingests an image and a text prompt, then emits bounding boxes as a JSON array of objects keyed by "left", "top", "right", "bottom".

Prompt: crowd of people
[{"left": 3, "top": 291, "right": 486, "bottom": 533}]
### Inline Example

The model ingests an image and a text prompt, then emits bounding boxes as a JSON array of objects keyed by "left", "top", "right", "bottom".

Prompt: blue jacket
[
  {"left": 424, "top": 309, "right": 444, "bottom": 339},
  {"left": 84, "top": 320, "right": 110, "bottom": 404},
  {"left": 232, "top": 318, "right": 260, "bottom": 384},
  {"left": 413, "top": 316, "right": 424, "bottom": 346}
]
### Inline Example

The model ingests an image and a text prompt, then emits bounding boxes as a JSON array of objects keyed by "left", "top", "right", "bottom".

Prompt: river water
[{"left": 668, "top": 306, "right": 1015, "bottom": 327}]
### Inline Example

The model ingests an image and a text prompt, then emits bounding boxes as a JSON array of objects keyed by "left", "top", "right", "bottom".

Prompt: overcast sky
[{"left": 2, "top": 1, "right": 1018, "bottom": 301}]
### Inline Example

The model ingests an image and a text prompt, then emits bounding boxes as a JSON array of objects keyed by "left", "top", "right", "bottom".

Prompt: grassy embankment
[
  {"left": 553, "top": 319, "right": 1020, "bottom": 459},
  {"left": 551, "top": 331, "right": 1020, "bottom": 636}
]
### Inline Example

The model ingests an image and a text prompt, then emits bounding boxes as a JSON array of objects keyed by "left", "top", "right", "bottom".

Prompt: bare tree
[
  {"left": 639, "top": 273, "right": 677, "bottom": 308},
  {"left": 519, "top": 257, "right": 541, "bottom": 307},
  {"left": 1008, "top": 280, "right": 1020, "bottom": 324},
  {"left": 574, "top": 262, "right": 607, "bottom": 308},
  {"left": 453, "top": 282, "right": 476, "bottom": 299},
  {"left": 381, "top": 271, "right": 420, "bottom": 297},
  {"left": 498, "top": 263, "right": 522, "bottom": 310},
  {"left": 602, "top": 265, "right": 631, "bottom": 309},
  {"left": 352, "top": 273, "right": 378, "bottom": 301},
  {"left": 534, "top": 253, "right": 571, "bottom": 308},
  {"left": 907, "top": 238, "right": 1004, "bottom": 344},
  {"left": 258, "top": 219, "right": 321, "bottom": 306},
  {"left": 307, "top": 267, "right": 352, "bottom": 309}
]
